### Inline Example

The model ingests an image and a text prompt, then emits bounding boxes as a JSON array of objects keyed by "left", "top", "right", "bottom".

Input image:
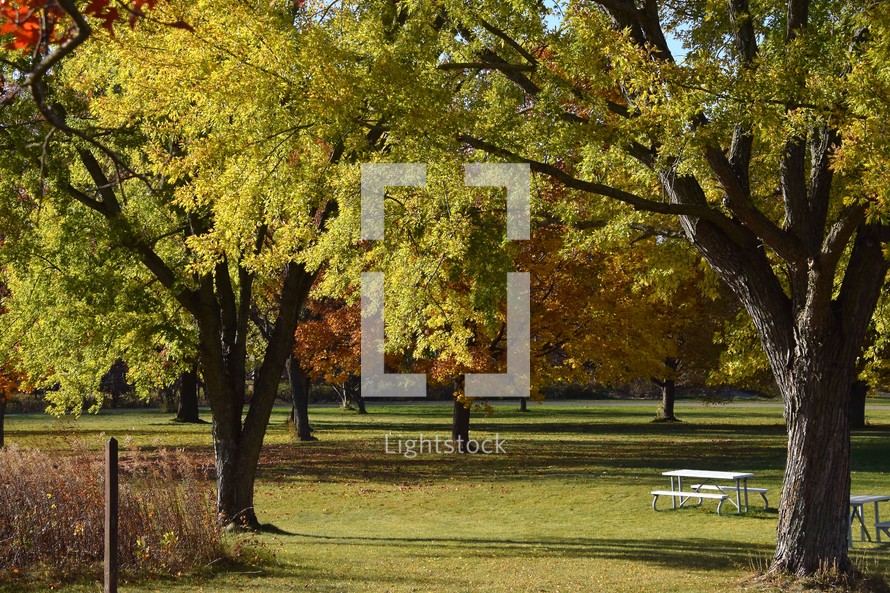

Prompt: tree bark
[
  {"left": 176, "top": 365, "right": 201, "bottom": 423},
  {"left": 286, "top": 354, "right": 316, "bottom": 441},
  {"left": 848, "top": 380, "right": 867, "bottom": 430},
  {"left": 0, "top": 397, "right": 6, "bottom": 448},
  {"left": 452, "top": 398, "right": 470, "bottom": 453},
  {"left": 772, "top": 361, "right": 854, "bottom": 575}
]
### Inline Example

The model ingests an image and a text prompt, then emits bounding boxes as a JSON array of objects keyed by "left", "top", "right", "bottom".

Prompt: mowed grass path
[{"left": 6, "top": 401, "right": 890, "bottom": 592}]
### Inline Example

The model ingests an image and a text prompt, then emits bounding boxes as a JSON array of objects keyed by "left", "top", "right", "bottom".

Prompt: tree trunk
[
  {"left": 656, "top": 379, "right": 677, "bottom": 421},
  {"left": 772, "top": 363, "right": 854, "bottom": 575},
  {"left": 0, "top": 397, "right": 6, "bottom": 448},
  {"left": 452, "top": 398, "right": 470, "bottom": 453},
  {"left": 654, "top": 358, "right": 679, "bottom": 422},
  {"left": 848, "top": 380, "right": 867, "bottom": 430},
  {"left": 286, "top": 354, "right": 316, "bottom": 441},
  {"left": 666, "top": 164, "right": 890, "bottom": 577},
  {"left": 214, "top": 429, "right": 259, "bottom": 528},
  {"left": 160, "top": 383, "right": 176, "bottom": 413},
  {"left": 346, "top": 375, "right": 366, "bottom": 414},
  {"left": 176, "top": 365, "right": 201, "bottom": 423}
]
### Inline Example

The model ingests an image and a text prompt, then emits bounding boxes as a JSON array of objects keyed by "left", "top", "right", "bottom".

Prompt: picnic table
[
  {"left": 849, "top": 494, "right": 890, "bottom": 546},
  {"left": 652, "top": 469, "right": 768, "bottom": 515}
]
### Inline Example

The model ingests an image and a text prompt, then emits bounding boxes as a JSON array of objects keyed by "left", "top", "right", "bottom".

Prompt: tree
[
  {"left": 0, "top": 0, "right": 372, "bottom": 528},
  {"left": 99, "top": 360, "right": 132, "bottom": 409},
  {"left": 414, "top": 0, "right": 890, "bottom": 577}
]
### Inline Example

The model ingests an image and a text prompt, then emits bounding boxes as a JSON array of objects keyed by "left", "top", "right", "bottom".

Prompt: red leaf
[
  {"left": 0, "top": 6, "right": 42, "bottom": 51},
  {"left": 83, "top": 0, "right": 110, "bottom": 16},
  {"left": 83, "top": 0, "right": 119, "bottom": 33}
]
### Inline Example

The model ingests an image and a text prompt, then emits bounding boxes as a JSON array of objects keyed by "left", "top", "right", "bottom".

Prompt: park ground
[{"left": 4, "top": 401, "right": 890, "bottom": 593}]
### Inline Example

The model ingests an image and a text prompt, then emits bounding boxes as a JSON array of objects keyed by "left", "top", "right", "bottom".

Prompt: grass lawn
[{"left": 5, "top": 401, "right": 890, "bottom": 592}]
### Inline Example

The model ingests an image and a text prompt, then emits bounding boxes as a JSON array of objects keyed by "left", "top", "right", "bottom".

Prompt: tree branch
[
  {"left": 821, "top": 204, "right": 866, "bottom": 275},
  {"left": 808, "top": 127, "right": 838, "bottom": 243},
  {"left": 215, "top": 259, "right": 238, "bottom": 347},
  {"left": 780, "top": 137, "right": 811, "bottom": 253},
  {"left": 476, "top": 17, "right": 538, "bottom": 65},
  {"left": 704, "top": 145, "right": 805, "bottom": 263},
  {"left": 458, "top": 133, "right": 745, "bottom": 239},
  {"left": 438, "top": 61, "right": 535, "bottom": 72},
  {"left": 65, "top": 151, "right": 198, "bottom": 315}
]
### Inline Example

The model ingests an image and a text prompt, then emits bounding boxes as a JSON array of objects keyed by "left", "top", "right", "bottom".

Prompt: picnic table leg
[
  {"left": 734, "top": 479, "right": 742, "bottom": 514},
  {"left": 862, "top": 506, "right": 870, "bottom": 542},
  {"left": 743, "top": 478, "right": 749, "bottom": 513},
  {"left": 849, "top": 506, "right": 856, "bottom": 548},
  {"left": 851, "top": 504, "right": 869, "bottom": 542},
  {"left": 875, "top": 501, "right": 882, "bottom": 543}
]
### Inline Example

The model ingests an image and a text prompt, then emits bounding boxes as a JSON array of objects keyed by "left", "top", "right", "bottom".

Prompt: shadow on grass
[
  {"left": 273, "top": 531, "right": 773, "bottom": 571},
  {"left": 254, "top": 434, "right": 790, "bottom": 485}
]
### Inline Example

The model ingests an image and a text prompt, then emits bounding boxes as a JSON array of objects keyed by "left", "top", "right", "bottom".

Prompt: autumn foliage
[
  {"left": 0, "top": 0, "right": 160, "bottom": 51},
  {"left": 294, "top": 297, "right": 361, "bottom": 387}
]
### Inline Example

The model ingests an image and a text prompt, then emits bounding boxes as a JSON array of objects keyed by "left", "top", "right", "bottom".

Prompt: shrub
[{"left": 0, "top": 443, "right": 224, "bottom": 580}]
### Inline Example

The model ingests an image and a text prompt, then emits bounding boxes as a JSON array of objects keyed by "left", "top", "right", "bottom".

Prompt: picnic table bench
[{"left": 651, "top": 489, "right": 731, "bottom": 515}]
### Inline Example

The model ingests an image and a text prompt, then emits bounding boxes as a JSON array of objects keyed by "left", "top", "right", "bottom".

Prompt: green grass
[{"left": 5, "top": 401, "right": 890, "bottom": 592}]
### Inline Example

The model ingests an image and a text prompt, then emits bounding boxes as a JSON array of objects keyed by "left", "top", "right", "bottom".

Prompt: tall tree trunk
[
  {"left": 176, "top": 365, "right": 201, "bottom": 423},
  {"left": 286, "top": 354, "right": 315, "bottom": 441},
  {"left": 772, "top": 353, "right": 854, "bottom": 575},
  {"left": 0, "top": 397, "right": 6, "bottom": 448},
  {"left": 848, "top": 380, "right": 867, "bottom": 430},
  {"left": 452, "top": 398, "right": 470, "bottom": 454}
]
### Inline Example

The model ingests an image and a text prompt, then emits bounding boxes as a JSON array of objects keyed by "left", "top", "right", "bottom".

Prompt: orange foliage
[
  {"left": 0, "top": 362, "right": 21, "bottom": 404},
  {"left": 293, "top": 298, "right": 361, "bottom": 386},
  {"left": 0, "top": 0, "right": 160, "bottom": 51}
]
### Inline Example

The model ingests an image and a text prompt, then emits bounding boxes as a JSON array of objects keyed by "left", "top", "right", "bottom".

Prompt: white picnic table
[
  {"left": 654, "top": 469, "right": 763, "bottom": 515},
  {"left": 849, "top": 494, "right": 890, "bottom": 546}
]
